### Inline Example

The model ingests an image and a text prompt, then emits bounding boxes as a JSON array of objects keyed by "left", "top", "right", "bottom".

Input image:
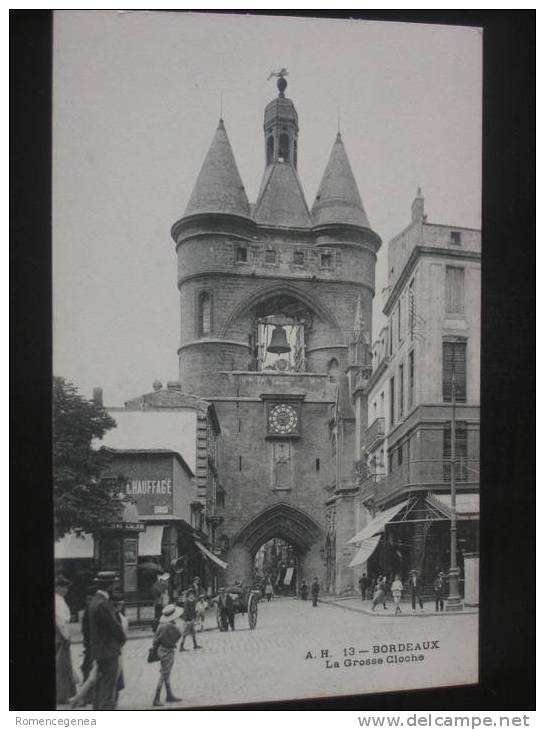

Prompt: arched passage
[{"left": 226, "top": 503, "right": 324, "bottom": 588}]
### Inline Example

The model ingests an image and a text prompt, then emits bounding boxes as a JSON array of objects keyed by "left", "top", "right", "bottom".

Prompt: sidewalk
[{"left": 318, "top": 594, "right": 479, "bottom": 617}]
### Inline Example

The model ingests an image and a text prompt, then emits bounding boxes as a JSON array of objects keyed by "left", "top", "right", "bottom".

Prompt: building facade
[
  {"left": 171, "top": 75, "right": 381, "bottom": 590},
  {"left": 54, "top": 381, "right": 226, "bottom": 604},
  {"left": 351, "top": 191, "right": 480, "bottom": 593}
]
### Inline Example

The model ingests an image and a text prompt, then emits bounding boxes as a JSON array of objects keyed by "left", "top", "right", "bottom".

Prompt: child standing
[
  {"left": 391, "top": 574, "right": 404, "bottom": 615},
  {"left": 152, "top": 604, "right": 183, "bottom": 706},
  {"left": 179, "top": 589, "right": 203, "bottom": 651},
  {"left": 195, "top": 594, "right": 207, "bottom": 632}
]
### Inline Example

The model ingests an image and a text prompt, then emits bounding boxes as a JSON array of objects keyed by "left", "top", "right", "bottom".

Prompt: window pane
[
  {"left": 446, "top": 267, "right": 464, "bottom": 313},
  {"left": 443, "top": 341, "right": 466, "bottom": 402}
]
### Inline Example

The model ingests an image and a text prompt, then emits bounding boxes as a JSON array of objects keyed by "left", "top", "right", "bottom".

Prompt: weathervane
[{"left": 267, "top": 68, "right": 289, "bottom": 97}]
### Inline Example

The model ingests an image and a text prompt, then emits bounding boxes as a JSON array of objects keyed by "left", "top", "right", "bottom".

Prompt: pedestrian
[
  {"left": 409, "top": 569, "right": 424, "bottom": 611},
  {"left": 191, "top": 576, "right": 201, "bottom": 596},
  {"left": 151, "top": 573, "right": 170, "bottom": 631},
  {"left": 80, "top": 588, "right": 94, "bottom": 682},
  {"left": 434, "top": 571, "right": 445, "bottom": 612},
  {"left": 152, "top": 604, "right": 183, "bottom": 706},
  {"left": 88, "top": 571, "right": 127, "bottom": 711},
  {"left": 381, "top": 574, "right": 390, "bottom": 609},
  {"left": 113, "top": 595, "right": 129, "bottom": 708},
  {"left": 310, "top": 577, "right": 319, "bottom": 607},
  {"left": 371, "top": 575, "right": 386, "bottom": 612},
  {"left": 391, "top": 574, "right": 403, "bottom": 616},
  {"left": 358, "top": 573, "right": 369, "bottom": 602},
  {"left": 218, "top": 587, "right": 235, "bottom": 631},
  {"left": 55, "top": 575, "right": 76, "bottom": 705},
  {"left": 195, "top": 594, "right": 207, "bottom": 632},
  {"left": 265, "top": 577, "right": 274, "bottom": 602},
  {"left": 179, "top": 588, "right": 203, "bottom": 650},
  {"left": 300, "top": 579, "right": 308, "bottom": 601}
]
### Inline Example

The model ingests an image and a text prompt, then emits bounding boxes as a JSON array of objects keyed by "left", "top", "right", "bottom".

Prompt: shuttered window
[
  {"left": 446, "top": 266, "right": 464, "bottom": 314},
  {"left": 443, "top": 340, "right": 467, "bottom": 402},
  {"left": 443, "top": 422, "right": 468, "bottom": 481}
]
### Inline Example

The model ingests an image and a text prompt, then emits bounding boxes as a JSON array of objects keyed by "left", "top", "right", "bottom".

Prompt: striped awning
[
  {"left": 348, "top": 535, "right": 382, "bottom": 568},
  {"left": 195, "top": 541, "right": 227, "bottom": 570},
  {"left": 347, "top": 500, "right": 410, "bottom": 545}
]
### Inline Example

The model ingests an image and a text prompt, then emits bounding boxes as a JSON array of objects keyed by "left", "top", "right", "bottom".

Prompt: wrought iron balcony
[
  {"left": 364, "top": 417, "right": 385, "bottom": 450},
  {"left": 371, "top": 458, "right": 480, "bottom": 505}
]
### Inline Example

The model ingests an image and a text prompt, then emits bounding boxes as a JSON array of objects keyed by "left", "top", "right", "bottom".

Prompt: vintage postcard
[{"left": 52, "top": 11, "right": 482, "bottom": 710}]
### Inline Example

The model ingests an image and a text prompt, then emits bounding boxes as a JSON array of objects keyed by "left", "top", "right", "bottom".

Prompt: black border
[{"left": 10, "top": 9, "right": 534, "bottom": 711}]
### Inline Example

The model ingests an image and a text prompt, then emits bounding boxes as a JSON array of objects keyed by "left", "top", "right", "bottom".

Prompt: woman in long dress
[
  {"left": 55, "top": 575, "right": 76, "bottom": 705},
  {"left": 371, "top": 575, "right": 386, "bottom": 612}
]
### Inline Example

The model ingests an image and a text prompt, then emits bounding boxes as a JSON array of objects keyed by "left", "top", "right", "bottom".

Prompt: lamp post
[{"left": 446, "top": 371, "right": 463, "bottom": 611}]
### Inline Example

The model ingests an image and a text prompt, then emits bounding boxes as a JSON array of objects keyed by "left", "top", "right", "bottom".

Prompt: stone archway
[{"left": 226, "top": 502, "right": 324, "bottom": 586}]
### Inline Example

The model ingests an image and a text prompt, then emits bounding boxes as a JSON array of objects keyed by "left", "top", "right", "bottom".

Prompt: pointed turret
[
  {"left": 254, "top": 161, "right": 311, "bottom": 227},
  {"left": 184, "top": 119, "right": 251, "bottom": 219},
  {"left": 312, "top": 133, "right": 371, "bottom": 229}
]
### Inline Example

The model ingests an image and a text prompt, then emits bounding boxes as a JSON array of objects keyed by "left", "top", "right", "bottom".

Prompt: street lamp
[{"left": 446, "top": 369, "right": 463, "bottom": 611}]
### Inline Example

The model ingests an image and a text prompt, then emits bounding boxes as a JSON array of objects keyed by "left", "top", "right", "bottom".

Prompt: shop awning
[
  {"left": 55, "top": 532, "right": 94, "bottom": 560},
  {"left": 138, "top": 525, "right": 165, "bottom": 556},
  {"left": 195, "top": 541, "right": 228, "bottom": 570},
  {"left": 347, "top": 500, "right": 410, "bottom": 545},
  {"left": 429, "top": 493, "right": 480, "bottom": 518},
  {"left": 348, "top": 535, "right": 382, "bottom": 568}
]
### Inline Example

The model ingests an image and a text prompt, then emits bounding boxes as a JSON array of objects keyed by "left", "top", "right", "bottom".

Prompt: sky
[{"left": 53, "top": 11, "right": 482, "bottom": 406}]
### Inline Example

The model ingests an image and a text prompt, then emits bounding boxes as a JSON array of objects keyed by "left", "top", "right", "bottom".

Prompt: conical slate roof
[
  {"left": 254, "top": 161, "right": 311, "bottom": 228},
  {"left": 184, "top": 119, "right": 251, "bottom": 218},
  {"left": 311, "top": 133, "right": 371, "bottom": 228}
]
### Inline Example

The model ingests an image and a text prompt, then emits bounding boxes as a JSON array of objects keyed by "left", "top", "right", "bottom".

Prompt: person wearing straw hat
[
  {"left": 152, "top": 604, "right": 183, "bottom": 706},
  {"left": 55, "top": 574, "right": 76, "bottom": 705}
]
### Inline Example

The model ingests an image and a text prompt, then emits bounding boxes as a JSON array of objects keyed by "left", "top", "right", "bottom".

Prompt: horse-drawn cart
[{"left": 215, "top": 584, "right": 260, "bottom": 630}]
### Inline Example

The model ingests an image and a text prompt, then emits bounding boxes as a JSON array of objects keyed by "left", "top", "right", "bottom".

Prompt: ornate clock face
[{"left": 268, "top": 403, "right": 298, "bottom": 434}]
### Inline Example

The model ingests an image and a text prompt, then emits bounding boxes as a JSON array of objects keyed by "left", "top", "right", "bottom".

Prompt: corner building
[{"left": 171, "top": 78, "right": 381, "bottom": 589}]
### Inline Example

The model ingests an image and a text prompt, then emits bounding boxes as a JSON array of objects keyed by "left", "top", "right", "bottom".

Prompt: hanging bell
[{"left": 268, "top": 325, "right": 291, "bottom": 354}]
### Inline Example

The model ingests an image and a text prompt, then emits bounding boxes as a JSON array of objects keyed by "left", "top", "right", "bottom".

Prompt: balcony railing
[
  {"left": 364, "top": 417, "right": 385, "bottom": 450},
  {"left": 360, "top": 458, "right": 479, "bottom": 504}
]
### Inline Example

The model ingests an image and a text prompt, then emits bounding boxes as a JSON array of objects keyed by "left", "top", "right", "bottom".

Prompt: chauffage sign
[{"left": 125, "top": 478, "right": 173, "bottom": 496}]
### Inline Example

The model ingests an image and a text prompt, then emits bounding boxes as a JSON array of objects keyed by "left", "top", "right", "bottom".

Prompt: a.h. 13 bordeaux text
[{"left": 305, "top": 640, "right": 441, "bottom": 669}]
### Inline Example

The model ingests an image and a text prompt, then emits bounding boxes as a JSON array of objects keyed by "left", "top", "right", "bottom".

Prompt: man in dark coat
[
  {"left": 433, "top": 571, "right": 445, "bottom": 612},
  {"left": 409, "top": 569, "right": 424, "bottom": 611},
  {"left": 310, "top": 577, "right": 320, "bottom": 607},
  {"left": 218, "top": 588, "right": 235, "bottom": 631},
  {"left": 358, "top": 573, "right": 369, "bottom": 601},
  {"left": 89, "top": 572, "right": 126, "bottom": 710}
]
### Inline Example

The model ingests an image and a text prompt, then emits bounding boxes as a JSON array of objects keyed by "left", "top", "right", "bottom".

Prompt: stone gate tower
[{"left": 171, "top": 75, "right": 381, "bottom": 589}]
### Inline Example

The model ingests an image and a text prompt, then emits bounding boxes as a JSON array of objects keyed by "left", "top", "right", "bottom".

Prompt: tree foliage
[{"left": 54, "top": 377, "right": 128, "bottom": 540}]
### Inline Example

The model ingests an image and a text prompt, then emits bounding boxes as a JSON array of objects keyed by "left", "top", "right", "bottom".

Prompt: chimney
[
  {"left": 167, "top": 381, "right": 182, "bottom": 392},
  {"left": 92, "top": 387, "right": 103, "bottom": 407},
  {"left": 411, "top": 187, "right": 425, "bottom": 223}
]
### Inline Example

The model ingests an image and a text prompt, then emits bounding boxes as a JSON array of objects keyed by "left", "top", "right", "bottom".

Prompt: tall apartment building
[{"left": 351, "top": 190, "right": 480, "bottom": 592}]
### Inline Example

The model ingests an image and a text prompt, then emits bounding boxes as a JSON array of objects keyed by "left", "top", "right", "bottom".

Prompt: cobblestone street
[{"left": 68, "top": 597, "right": 478, "bottom": 710}]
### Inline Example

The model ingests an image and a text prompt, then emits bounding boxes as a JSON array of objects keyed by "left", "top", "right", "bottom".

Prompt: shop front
[{"left": 348, "top": 493, "right": 479, "bottom": 597}]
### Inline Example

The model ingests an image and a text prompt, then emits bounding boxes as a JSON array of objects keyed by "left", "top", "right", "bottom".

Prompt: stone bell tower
[{"left": 171, "top": 74, "right": 381, "bottom": 590}]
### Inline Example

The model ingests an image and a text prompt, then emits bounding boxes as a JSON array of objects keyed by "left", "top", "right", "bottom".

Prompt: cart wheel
[
  {"left": 248, "top": 592, "right": 258, "bottom": 630},
  {"left": 216, "top": 603, "right": 223, "bottom": 630}
]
